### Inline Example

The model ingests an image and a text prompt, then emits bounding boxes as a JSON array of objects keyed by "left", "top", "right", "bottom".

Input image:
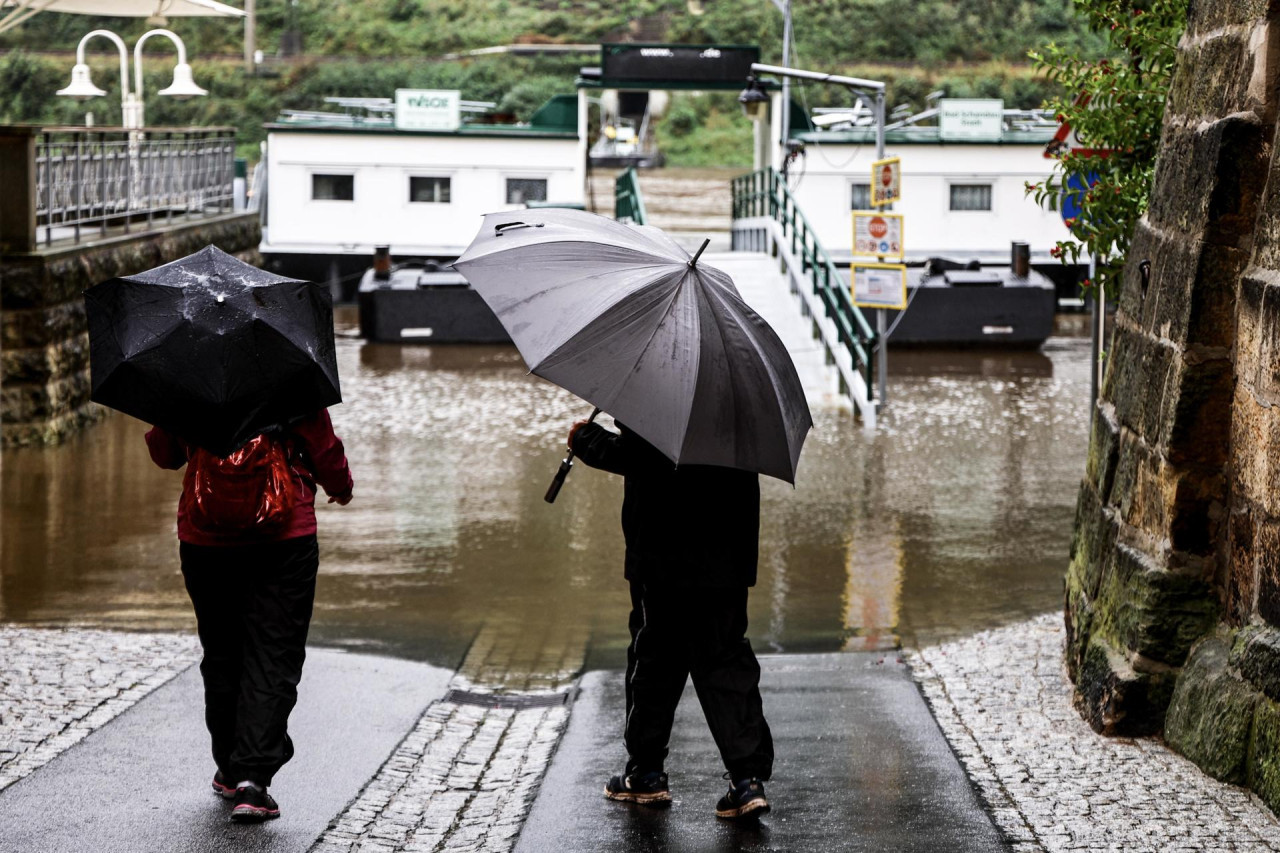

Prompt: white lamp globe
[
  {"left": 56, "top": 64, "right": 107, "bottom": 100},
  {"left": 158, "top": 63, "right": 207, "bottom": 99}
]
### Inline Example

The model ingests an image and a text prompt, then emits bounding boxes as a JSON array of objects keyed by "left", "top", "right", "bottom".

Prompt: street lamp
[
  {"left": 56, "top": 28, "right": 207, "bottom": 129},
  {"left": 738, "top": 76, "right": 770, "bottom": 122}
]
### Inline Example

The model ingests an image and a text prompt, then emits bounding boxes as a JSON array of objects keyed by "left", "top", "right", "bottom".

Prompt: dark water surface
[{"left": 1, "top": 321, "right": 1090, "bottom": 671}]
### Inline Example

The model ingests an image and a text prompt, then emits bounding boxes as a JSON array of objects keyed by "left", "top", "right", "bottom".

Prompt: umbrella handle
[{"left": 545, "top": 408, "right": 601, "bottom": 504}]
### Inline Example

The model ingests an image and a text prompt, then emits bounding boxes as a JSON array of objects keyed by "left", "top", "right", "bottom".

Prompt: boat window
[
  {"left": 410, "top": 176, "right": 452, "bottom": 204},
  {"left": 950, "top": 184, "right": 992, "bottom": 211},
  {"left": 507, "top": 178, "right": 548, "bottom": 205},
  {"left": 312, "top": 174, "right": 354, "bottom": 201},
  {"left": 849, "top": 184, "right": 871, "bottom": 210}
]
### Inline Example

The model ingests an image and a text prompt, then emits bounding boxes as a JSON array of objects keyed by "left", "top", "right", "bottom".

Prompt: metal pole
[
  {"left": 874, "top": 89, "right": 886, "bottom": 162},
  {"left": 877, "top": 309, "right": 887, "bottom": 405},
  {"left": 244, "top": 0, "right": 256, "bottom": 73},
  {"left": 780, "top": 0, "right": 791, "bottom": 150},
  {"left": 1089, "top": 254, "right": 1100, "bottom": 419},
  {"left": 874, "top": 89, "right": 888, "bottom": 411}
]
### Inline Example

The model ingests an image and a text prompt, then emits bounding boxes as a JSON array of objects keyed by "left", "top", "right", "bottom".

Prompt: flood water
[{"left": 1, "top": 315, "right": 1090, "bottom": 673}]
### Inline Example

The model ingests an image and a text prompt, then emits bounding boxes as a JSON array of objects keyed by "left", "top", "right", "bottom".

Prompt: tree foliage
[
  {"left": 0, "top": 0, "right": 1105, "bottom": 165},
  {"left": 1028, "top": 0, "right": 1186, "bottom": 296},
  {"left": 2, "top": 0, "right": 1106, "bottom": 63}
]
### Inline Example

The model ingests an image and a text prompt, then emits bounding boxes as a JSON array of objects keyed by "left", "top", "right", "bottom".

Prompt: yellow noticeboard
[
  {"left": 851, "top": 263, "right": 908, "bottom": 311},
  {"left": 870, "top": 156, "right": 901, "bottom": 207},
  {"left": 852, "top": 211, "right": 904, "bottom": 260}
]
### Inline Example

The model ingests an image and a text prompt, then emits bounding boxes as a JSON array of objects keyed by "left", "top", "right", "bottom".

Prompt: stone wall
[
  {"left": 0, "top": 213, "right": 261, "bottom": 446},
  {"left": 1066, "top": 0, "right": 1280, "bottom": 812}
]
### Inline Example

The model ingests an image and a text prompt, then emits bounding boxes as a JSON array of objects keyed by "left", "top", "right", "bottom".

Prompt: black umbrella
[{"left": 85, "top": 245, "right": 341, "bottom": 456}]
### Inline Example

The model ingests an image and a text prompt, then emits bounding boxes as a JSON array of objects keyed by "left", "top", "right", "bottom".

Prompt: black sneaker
[
  {"left": 230, "top": 784, "right": 280, "bottom": 822},
  {"left": 715, "top": 777, "right": 770, "bottom": 820},
  {"left": 603, "top": 770, "right": 672, "bottom": 805},
  {"left": 212, "top": 770, "right": 236, "bottom": 799}
]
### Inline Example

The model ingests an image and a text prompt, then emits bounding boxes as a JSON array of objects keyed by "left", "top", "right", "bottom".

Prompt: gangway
[{"left": 730, "top": 167, "right": 879, "bottom": 424}]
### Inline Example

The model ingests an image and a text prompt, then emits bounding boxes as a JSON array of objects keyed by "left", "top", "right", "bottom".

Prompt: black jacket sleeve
[{"left": 571, "top": 422, "right": 630, "bottom": 476}]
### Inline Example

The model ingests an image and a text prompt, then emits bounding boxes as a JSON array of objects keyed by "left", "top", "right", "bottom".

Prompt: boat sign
[
  {"left": 938, "top": 99, "right": 1005, "bottom": 142},
  {"left": 852, "top": 211, "right": 903, "bottom": 260},
  {"left": 852, "top": 263, "right": 908, "bottom": 310},
  {"left": 870, "top": 157, "right": 901, "bottom": 207},
  {"left": 395, "top": 89, "right": 461, "bottom": 131}
]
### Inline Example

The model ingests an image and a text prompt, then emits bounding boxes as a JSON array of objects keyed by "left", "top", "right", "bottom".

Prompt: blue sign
[{"left": 1061, "top": 172, "right": 1099, "bottom": 226}]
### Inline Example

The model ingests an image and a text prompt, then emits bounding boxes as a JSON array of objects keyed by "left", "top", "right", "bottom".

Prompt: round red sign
[
  {"left": 868, "top": 217, "right": 888, "bottom": 239},
  {"left": 881, "top": 164, "right": 894, "bottom": 186}
]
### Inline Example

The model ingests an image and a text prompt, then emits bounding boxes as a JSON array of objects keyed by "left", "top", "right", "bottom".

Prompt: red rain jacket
[{"left": 146, "top": 409, "right": 354, "bottom": 546}]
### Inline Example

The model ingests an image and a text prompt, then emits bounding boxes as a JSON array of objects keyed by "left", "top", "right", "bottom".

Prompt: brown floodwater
[{"left": 0, "top": 318, "right": 1090, "bottom": 672}]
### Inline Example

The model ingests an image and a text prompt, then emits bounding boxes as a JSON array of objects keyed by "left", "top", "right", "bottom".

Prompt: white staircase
[{"left": 703, "top": 252, "right": 847, "bottom": 410}]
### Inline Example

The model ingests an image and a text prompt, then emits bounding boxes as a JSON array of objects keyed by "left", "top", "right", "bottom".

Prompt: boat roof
[
  {"left": 794, "top": 125, "right": 1057, "bottom": 146},
  {"left": 266, "top": 94, "right": 579, "bottom": 139}
]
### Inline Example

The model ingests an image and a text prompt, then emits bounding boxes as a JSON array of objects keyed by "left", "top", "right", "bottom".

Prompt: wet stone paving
[
  {"left": 0, "top": 626, "right": 199, "bottom": 791},
  {"left": 911, "top": 614, "right": 1280, "bottom": 852},
  {"left": 310, "top": 621, "right": 586, "bottom": 853}
]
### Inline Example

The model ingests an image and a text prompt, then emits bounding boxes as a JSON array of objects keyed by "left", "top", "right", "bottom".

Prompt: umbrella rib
[
  {"left": 611, "top": 271, "right": 697, "bottom": 463},
  {"left": 534, "top": 270, "right": 693, "bottom": 461}
]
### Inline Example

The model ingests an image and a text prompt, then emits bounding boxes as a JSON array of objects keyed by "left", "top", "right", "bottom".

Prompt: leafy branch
[{"left": 1027, "top": 0, "right": 1186, "bottom": 297}]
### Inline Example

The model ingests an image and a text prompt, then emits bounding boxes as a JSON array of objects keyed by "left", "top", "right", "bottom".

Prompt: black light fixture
[{"left": 738, "top": 75, "right": 769, "bottom": 122}]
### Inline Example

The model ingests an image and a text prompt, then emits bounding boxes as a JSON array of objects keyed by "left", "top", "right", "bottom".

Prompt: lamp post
[{"left": 57, "top": 28, "right": 207, "bottom": 129}]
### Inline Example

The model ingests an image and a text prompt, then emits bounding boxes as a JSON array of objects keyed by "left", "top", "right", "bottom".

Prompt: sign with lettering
[
  {"left": 600, "top": 43, "right": 759, "bottom": 85},
  {"left": 939, "top": 98, "right": 1005, "bottom": 141},
  {"left": 395, "top": 89, "right": 461, "bottom": 131},
  {"left": 852, "top": 211, "right": 903, "bottom": 259},
  {"left": 870, "top": 157, "right": 901, "bottom": 207},
  {"left": 852, "top": 263, "right": 908, "bottom": 310}
]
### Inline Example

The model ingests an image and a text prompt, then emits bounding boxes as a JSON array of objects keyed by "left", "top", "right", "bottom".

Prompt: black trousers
[
  {"left": 624, "top": 581, "right": 774, "bottom": 781},
  {"left": 180, "top": 534, "right": 318, "bottom": 787}
]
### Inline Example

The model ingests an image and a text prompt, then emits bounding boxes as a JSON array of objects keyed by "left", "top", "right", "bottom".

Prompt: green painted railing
[
  {"left": 614, "top": 166, "right": 648, "bottom": 226},
  {"left": 731, "top": 167, "right": 877, "bottom": 404}
]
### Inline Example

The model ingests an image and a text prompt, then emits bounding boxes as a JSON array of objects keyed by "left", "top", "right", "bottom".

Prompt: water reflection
[{"left": 0, "top": 330, "right": 1089, "bottom": 668}]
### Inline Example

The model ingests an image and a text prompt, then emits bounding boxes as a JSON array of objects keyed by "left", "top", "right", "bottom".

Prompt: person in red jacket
[{"left": 146, "top": 409, "right": 353, "bottom": 823}]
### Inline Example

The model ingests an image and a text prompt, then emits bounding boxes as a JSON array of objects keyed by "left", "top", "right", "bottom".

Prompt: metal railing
[
  {"left": 614, "top": 165, "right": 648, "bottom": 225},
  {"left": 32, "top": 126, "right": 236, "bottom": 247},
  {"left": 731, "top": 167, "right": 878, "bottom": 416}
]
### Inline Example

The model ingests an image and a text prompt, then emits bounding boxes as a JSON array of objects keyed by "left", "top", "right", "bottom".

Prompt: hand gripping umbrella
[
  {"left": 85, "top": 245, "right": 341, "bottom": 456},
  {"left": 453, "top": 208, "right": 812, "bottom": 498}
]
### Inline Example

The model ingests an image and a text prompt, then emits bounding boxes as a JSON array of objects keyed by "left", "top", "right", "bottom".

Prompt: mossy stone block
[{"left": 1166, "top": 635, "right": 1259, "bottom": 784}]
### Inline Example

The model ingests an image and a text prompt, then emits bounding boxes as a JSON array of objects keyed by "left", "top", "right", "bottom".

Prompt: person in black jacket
[{"left": 569, "top": 418, "right": 773, "bottom": 820}]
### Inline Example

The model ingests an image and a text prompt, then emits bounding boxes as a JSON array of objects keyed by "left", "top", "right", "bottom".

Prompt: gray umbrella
[{"left": 453, "top": 208, "right": 812, "bottom": 484}]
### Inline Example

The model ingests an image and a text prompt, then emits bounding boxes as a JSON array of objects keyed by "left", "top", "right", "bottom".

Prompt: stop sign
[
  {"left": 868, "top": 217, "right": 888, "bottom": 239},
  {"left": 881, "top": 164, "right": 894, "bottom": 187}
]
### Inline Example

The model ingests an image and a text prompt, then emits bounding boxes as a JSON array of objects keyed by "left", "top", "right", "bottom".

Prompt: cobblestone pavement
[
  {"left": 911, "top": 614, "right": 1280, "bottom": 853},
  {"left": 311, "top": 621, "right": 587, "bottom": 853},
  {"left": 0, "top": 627, "right": 199, "bottom": 791}
]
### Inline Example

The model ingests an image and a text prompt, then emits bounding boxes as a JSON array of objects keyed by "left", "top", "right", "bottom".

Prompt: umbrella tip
[{"left": 687, "top": 238, "right": 711, "bottom": 268}]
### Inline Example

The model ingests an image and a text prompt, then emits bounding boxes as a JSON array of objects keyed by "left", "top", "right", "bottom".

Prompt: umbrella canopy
[
  {"left": 1, "top": 0, "right": 244, "bottom": 33},
  {"left": 85, "top": 245, "right": 341, "bottom": 456},
  {"left": 454, "top": 209, "right": 812, "bottom": 483}
]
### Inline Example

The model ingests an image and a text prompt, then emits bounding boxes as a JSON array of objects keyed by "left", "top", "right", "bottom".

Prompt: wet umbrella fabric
[
  {"left": 453, "top": 209, "right": 812, "bottom": 483},
  {"left": 86, "top": 245, "right": 341, "bottom": 457}
]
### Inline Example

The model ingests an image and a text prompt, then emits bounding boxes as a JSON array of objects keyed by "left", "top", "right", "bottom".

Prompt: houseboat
[
  {"left": 258, "top": 92, "right": 586, "bottom": 299},
  {"left": 768, "top": 97, "right": 1084, "bottom": 299}
]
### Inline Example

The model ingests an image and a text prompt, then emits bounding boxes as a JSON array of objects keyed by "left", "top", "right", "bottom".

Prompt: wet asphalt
[
  {"left": 517, "top": 654, "right": 1008, "bottom": 853},
  {"left": 0, "top": 649, "right": 452, "bottom": 853}
]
